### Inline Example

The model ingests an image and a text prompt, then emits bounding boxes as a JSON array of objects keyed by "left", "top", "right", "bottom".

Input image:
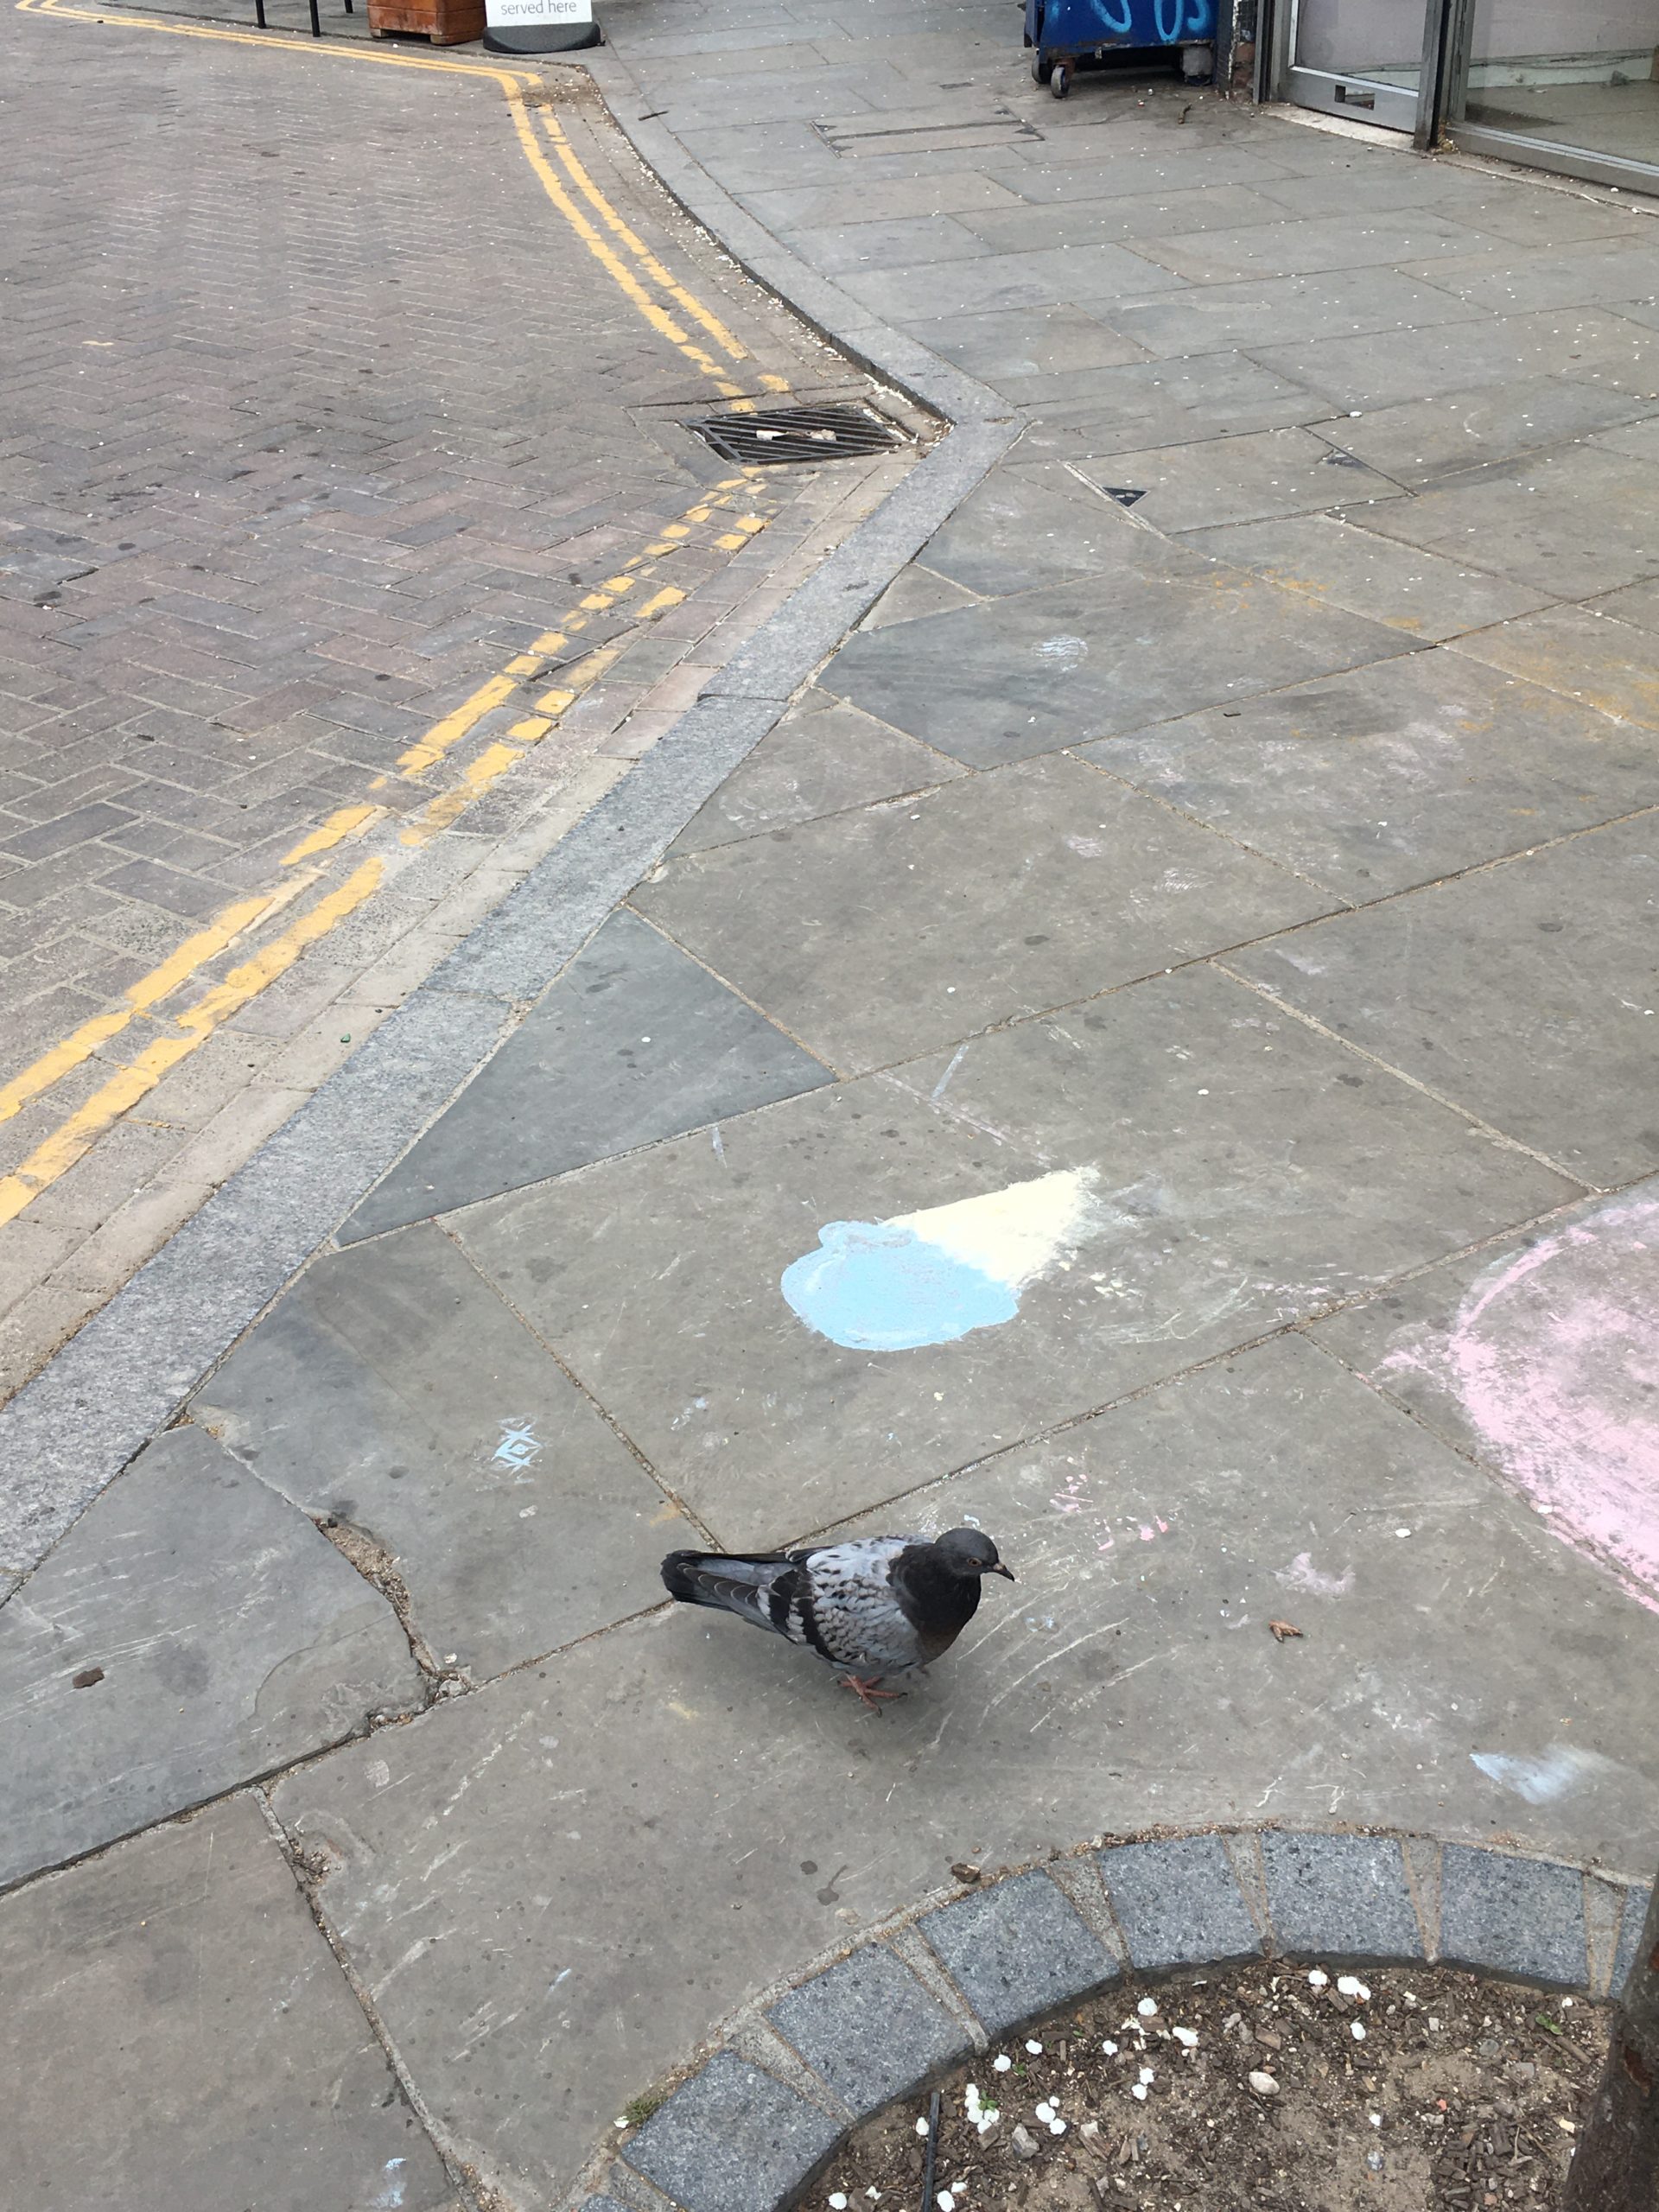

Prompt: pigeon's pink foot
[{"left": 839, "top": 1673, "right": 905, "bottom": 1711}]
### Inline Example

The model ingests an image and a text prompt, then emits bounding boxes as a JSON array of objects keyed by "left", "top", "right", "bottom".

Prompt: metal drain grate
[{"left": 684, "top": 404, "right": 906, "bottom": 466}]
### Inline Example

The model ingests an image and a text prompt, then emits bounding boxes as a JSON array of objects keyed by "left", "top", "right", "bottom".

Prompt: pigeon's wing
[
  {"left": 793, "top": 1537, "right": 928, "bottom": 1675},
  {"left": 662, "top": 1551, "right": 807, "bottom": 1641}
]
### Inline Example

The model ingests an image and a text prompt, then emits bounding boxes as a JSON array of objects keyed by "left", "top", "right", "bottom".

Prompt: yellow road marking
[
  {"left": 6, "top": 0, "right": 794, "bottom": 1224},
  {"left": 282, "top": 803, "right": 381, "bottom": 867},
  {"left": 0, "top": 862, "right": 385, "bottom": 1230},
  {"left": 0, "top": 890, "right": 282, "bottom": 1128},
  {"left": 537, "top": 109, "right": 750, "bottom": 368}
]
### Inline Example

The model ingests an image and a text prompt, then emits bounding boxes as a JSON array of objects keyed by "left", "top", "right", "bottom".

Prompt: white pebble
[
  {"left": 1428, "top": 2017, "right": 1441, "bottom": 2031},
  {"left": 1026, "top": 2039, "right": 1044, "bottom": 2054},
  {"left": 1351, "top": 2020, "right": 1367, "bottom": 2042},
  {"left": 1249, "top": 2071, "right": 1280, "bottom": 2096},
  {"left": 938, "top": 2193, "right": 956, "bottom": 2212},
  {"left": 1307, "top": 1970, "right": 1330, "bottom": 1989},
  {"left": 1369, "top": 2113, "right": 1382, "bottom": 2129},
  {"left": 1173, "top": 2026, "right": 1199, "bottom": 2049},
  {"left": 1034, "top": 2101, "right": 1055, "bottom": 2125},
  {"left": 830, "top": 2197, "right": 849, "bottom": 2210},
  {"left": 1337, "top": 1976, "right": 1371, "bottom": 2002},
  {"left": 1131, "top": 2082, "right": 1148, "bottom": 2101},
  {"left": 1101, "top": 2039, "right": 1119, "bottom": 2056},
  {"left": 1137, "top": 1998, "right": 1159, "bottom": 2018},
  {"left": 1139, "top": 2067, "right": 1155, "bottom": 2086},
  {"left": 1048, "top": 2119, "right": 1066, "bottom": 2137},
  {"left": 993, "top": 2054, "right": 1013, "bottom": 2072},
  {"left": 916, "top": 2116, "right": 931, "bottom": 2136}
]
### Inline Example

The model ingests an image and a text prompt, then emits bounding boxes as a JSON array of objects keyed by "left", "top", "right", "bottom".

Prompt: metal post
[{"left": 1414, "top": 0, "right": 1471, "bottom": 149}]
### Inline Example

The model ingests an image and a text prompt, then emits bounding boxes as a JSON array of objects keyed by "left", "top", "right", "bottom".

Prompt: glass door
[
  {"left": 1284, "top": 0, "right": 1429, "bottom": 128},
  {"left": 1445, "top": 0, "right": 1659, "bottom": 186}
]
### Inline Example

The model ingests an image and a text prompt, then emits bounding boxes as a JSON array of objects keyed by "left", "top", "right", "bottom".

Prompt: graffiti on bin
[{"left": 1087, "top": 0, "right": 1213, "bottom": 36}]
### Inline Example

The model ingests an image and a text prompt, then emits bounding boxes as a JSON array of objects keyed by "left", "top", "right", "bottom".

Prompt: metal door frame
[
  {"left": 1264, "top": 0, "right": 1442, "bottom": 132},
  {"left": 1262, "top": 0, "right": 1659, "bottom": 191}
]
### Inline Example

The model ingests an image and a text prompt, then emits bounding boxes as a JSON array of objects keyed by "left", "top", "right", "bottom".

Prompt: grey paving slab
[
  {"left": 671, "top": 691, "right": 963, "bottom": 852},
  {"left": 340, "top": 910, "right": 830, "bottom": 1240},
  {"left": 269, "top": 1330, "right": 1659, "bottom": 2207},
  {"left": 957, "top": 185, "right": 1296, "bottom": 254},
  {"left": 767, "top": 1943, "right": 969, "bottom": 2113},
  {"left": 1179, "top": 512, "right": 1554, "bottom": 641},
  {"left": 194, "top": 1223, "right": 690, "bottom": 1684},
  {"left": 1253, "top": 306, "right": 1659, "bottom": 413},
  {"left": 1072, "top": 426, "right": 1402, "bottom": 534},
  {"left": 1097, "top": 1834, "right": 1262, "bottom": 1971},
  {"left": 839, "top": 241, "right": 1189, "bottom": 324},
  {"left": 1309, "top": 1181, "right": 1659, "bottom": 1611},
  {"left": 781, "top": 212, "right": 992, "bottom": 274},
  {"left": 634, "top": 753, "right": 1330, "bottom": 1072},
  {"left": 1230, "top": 813, "right": 1659, "bottom": 1188},
  {"left": 859, "top": 562, "right": 982, "bottom": 630},
  {"left": 454, "top": 964, "right": 1573, "bottom": 1541},
  {"left": 1451, "top": 601, "right": 1659, "bottom": 728},
  {"left": 0, "top": 1796, "right": 452, "bottom": 2212},
  {"left": 912, "top": 461, "right": 1166, "bottom": 597},
  {"left": 998, "top": 145, "right": 1306, "bottom": 203},
  {"left": 1319, "top": 375, "right": 1659, "bottom": 487},
  {"left": 0, "top": 1425, "right": 419, "bottom": 1891},
  {"left": 817, "top": 551, "right": 1416, "bottom": 766},
  {"left": 1401, "top": 238, "right": 1659, "bottom": 316},
  {"left": 621, "top": 2052, "right": 841, "bottom": 2212},
  {"left": 739, "top": 171, "right": 1027, "bottom": 230},
  {"left": 1006, "top": 350, "right": 1338, "bottom": 448},
  {"left": 1260, "top": 1832, "right": 1424, "bottom": 1962},
  {"left": 919, "top": 1869, "right": 1116, "bottom": 2035},
  {"left": 1083, "top": 646, "right": 1656, "bottom": 898},
  {"left": 1352, "top": 443, "right": 1659, "bottom": 599},
  {"left": 1439, "top": 1847, "right": 1588, "bottom": 1987},
  {"left": 1138, "top": 210, "right": 1496, "bottom": 286},
  {"left": 1591, "top": 574, "right": 1659, "bottom": 632},
  {"left": 1103, "top": 267, "right": 1483, "bottom": 360},
  {"left": 908, "top": 302, "right": 1150, "bottom": 379}
]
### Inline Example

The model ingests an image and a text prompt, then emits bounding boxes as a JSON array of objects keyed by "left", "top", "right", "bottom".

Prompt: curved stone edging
[{"left": 572, "top": 1826, "right": 1652, "bottom": 2212}]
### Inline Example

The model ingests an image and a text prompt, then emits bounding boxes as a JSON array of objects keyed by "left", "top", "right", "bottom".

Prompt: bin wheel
[
  {"left": 1032, "top": 49, "right": 1052, "bottom": 80},
  {"left": 1051, "top": 59, "right": 1071, "bottom": 96}
]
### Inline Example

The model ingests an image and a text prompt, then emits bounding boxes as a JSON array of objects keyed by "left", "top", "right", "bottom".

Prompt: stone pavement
[
  {"left": 4, "top": 0, "right": 1659, "bottom": 2208},
  {"left": 0, "top": 0, "right": 912, "bottom": 1398}
]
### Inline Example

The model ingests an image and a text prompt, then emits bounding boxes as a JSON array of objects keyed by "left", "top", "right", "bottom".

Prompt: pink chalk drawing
[{"left": 1377, "top": 1194, "right": 1659, "bottom": 1611}]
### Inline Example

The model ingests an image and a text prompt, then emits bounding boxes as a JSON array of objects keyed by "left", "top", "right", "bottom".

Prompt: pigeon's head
[{"left": 934, "top": 1528, "right": 1014, "bottom": 1581}]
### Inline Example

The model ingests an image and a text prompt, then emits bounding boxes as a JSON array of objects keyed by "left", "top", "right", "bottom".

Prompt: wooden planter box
[{"left": 367, "top": 0, "right": 484, "bottom": 42}]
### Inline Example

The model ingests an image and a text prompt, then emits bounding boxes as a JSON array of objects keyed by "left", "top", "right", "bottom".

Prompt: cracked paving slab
[
  {"left": 0, "top": 1794, "right": 456, "bottom": 2212},
  {"left": 0, "top": 1423, "right": 421, "bottom": 1891}
]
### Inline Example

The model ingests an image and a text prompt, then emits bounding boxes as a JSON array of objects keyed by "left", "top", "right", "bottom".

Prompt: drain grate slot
[{"left": 683, "top": 404, "right": 907, "bottom": 467}]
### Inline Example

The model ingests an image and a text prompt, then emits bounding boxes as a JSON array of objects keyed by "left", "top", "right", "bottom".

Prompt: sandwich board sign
[{"left": 484, "top": 0, "right": 597, "bottom": 55}]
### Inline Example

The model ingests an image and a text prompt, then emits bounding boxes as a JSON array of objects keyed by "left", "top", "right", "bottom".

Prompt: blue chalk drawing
[
  {"left": 782, "top": 1221, "right": 1019, "bottom": 1351},
  {"left": 782, "top": 1167, "right": 1102, "bottom": 1352}
]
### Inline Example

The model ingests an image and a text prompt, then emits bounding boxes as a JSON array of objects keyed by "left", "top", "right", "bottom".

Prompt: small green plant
[{"left": 623, "top": 2091, "right": 666, "bottom": 2128}]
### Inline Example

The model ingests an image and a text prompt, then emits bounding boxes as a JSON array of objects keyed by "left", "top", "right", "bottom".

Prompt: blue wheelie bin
[{"left": 1024, "top": 0, "right": 1215, "bottom": 99}]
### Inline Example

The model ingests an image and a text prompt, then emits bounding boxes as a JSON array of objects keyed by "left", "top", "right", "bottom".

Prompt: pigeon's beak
[{"left": 988, "top": 1562, "right": 1015, "bottom": 1580}]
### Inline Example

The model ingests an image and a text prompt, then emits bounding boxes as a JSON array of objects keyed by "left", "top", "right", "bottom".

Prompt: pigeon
[{"left": 660, "top": 1527, "right": 1014, "bottom": 1707}]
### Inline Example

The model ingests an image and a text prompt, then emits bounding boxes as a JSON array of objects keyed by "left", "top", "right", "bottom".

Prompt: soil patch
[{"left": 814, "top": 1960, "right": 1609, "bottom": 2212}]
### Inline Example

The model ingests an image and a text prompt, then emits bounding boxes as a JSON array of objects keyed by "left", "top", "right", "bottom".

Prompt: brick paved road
[{"left": 0, "top": 2, "right": 912, "bottom": 1395}]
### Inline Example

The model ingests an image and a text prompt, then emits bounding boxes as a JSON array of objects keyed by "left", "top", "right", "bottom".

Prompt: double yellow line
[{"left": 2, "top": 0, "right": 787, "bottom": 1228}]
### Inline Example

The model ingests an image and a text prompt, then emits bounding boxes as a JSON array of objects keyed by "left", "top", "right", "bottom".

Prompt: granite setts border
[{"left": 573, "top": 1827, "right": 1651, "bottom": 2212}]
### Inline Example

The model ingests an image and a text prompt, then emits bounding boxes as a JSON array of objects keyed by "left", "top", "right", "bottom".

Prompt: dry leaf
[{"left": 1268, "top": 1619, "right": 1304, "bottom": 1643}]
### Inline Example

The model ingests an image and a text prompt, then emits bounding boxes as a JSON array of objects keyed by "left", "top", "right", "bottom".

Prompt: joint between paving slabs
[
  {"left": 619, "top": 900, "right": 845, "bottom": 1078},
  {"left": 249, "top": 1789, "right": 498, "bottom": 2212},
  {"left": 1211, "top": 958, "right": 1595, "bottom": 1190},
  {"left": 435, "top": 1219, "right": 725, "bottom": 1551}
]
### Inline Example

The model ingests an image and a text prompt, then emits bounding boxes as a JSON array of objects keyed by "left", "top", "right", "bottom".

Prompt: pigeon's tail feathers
[{"left": 660, "top": 1549, "right": 796, "bottom": 1635}]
